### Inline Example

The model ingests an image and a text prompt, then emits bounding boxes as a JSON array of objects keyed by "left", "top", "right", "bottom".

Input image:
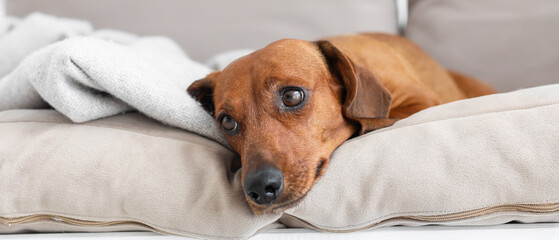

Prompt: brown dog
[{"left": 187, "top": 33, "right": 495, "bottom": 214}]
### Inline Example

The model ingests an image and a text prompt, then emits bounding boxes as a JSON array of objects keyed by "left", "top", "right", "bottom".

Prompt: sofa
[{"left": 1, "top": 0, "right": 558, "bottom": 239}]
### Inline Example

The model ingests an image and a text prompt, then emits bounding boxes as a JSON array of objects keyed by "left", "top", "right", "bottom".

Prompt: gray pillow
[{"left": 406, "top": 0, "right": 559, "bottom": 92}]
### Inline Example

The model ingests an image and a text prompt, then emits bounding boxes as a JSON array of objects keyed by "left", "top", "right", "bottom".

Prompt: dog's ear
[
  {"left": 315, "top": 40, "right": 395, "bottom": 135},
  {"left": 187, "top": 71, "right": 219, "bottom": 116}
]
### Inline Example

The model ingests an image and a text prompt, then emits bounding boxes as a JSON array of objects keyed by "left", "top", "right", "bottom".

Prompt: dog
[{"left": 187, "top": 33, "right": 495, "bottom": 214}]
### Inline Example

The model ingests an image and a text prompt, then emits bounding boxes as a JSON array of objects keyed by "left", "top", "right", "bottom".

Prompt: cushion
[
  {"left": 1, "top": 84, "right": 559, "bottom": 238},
  {"left": 0, "top": 110, "right": 281, "bottom": 238},
  {"left": 405, "top": 0, "right": 559, "bottom": 92},
  {"left": 5, "top": 0, "right": 398, "bottom": 61},
  {"left": 282, "top": 84, "right": 559, "bottom": 230}
]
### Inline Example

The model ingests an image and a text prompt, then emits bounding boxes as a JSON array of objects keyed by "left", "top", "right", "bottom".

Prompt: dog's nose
[{"left": 244, "top": 166, "right": 284, "bottom": 205}]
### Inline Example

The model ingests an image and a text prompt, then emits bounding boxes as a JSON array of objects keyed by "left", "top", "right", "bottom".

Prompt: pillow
[
  {"left": 282, "top": 84, "right": 559, "bottom": 230},
  {"left": 6, "top": 0, "right": 398, "bottom": 61},
  {"left": 0, "top": 110, "right": 281, "bottom": 238},
  {"left": 1, "top": 84, "right": 559, "bottom": 238},
  {"left": 405, "top": 0, "right": 559, "bottom": 92}
]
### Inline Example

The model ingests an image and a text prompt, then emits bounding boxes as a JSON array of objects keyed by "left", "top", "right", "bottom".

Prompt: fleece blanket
[{"left": 0, "top": 13, "right": 250, "bottom": 146}]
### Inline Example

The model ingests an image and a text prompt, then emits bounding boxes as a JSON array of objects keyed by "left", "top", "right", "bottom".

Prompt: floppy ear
[
  {"left": 315, "top": 40, "right": 395, "bottom": 135},
  {"left": 187, "top": 71, "right": 219, "bottom": 116}
]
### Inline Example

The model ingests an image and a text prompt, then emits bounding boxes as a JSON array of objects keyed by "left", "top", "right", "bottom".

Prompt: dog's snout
[{"left": 244, "top": 167, "right": 284, "bottom": 205}]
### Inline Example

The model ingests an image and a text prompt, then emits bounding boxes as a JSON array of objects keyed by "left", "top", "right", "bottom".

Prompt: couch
[{"left": 1, "top": 1, "right": 558, "bottom": 239}]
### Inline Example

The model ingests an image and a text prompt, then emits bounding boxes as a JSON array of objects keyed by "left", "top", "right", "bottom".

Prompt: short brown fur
[{"left": 188, "top": 33, "right": 495, "bottom": 214}]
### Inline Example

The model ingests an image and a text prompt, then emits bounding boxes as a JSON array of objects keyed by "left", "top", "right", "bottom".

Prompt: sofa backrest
[
  {"left": 5, "top": 0, "right": 398, "bottom": 61},
  {"left": 406, "top": 0, "right": 559, "bottom": 92}
]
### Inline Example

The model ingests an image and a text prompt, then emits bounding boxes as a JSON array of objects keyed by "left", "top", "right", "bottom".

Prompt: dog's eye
[
  {"left": 220, "top": 114, "right": 238, "bottom": 132},
  {"left": 282, "top": 88, "right": 304, "bottom": 107}
]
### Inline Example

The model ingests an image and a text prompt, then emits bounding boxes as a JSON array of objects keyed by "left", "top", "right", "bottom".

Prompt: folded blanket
[
  {"left": 0, "top": 17, "right": 19, "bottom": 39},
  {"left": 0, "top": 13, "right": 228, "bottom": 145},
  {"left": 0, "top": 13, "right": 92, "bottom": 78}
]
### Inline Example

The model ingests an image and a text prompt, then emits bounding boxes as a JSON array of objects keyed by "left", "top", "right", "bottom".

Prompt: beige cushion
[
  {"left": 406, "top": 0, "right": 559, "bottom": 92},
  {"left": 283, "top": 84, "right": 559, "bottom": 231},
  {"left": 2, "top": 84, "right": 559, "bottom": 238},
  {"left": 0, "top": 110, "right": 281, "bottom": 238}
]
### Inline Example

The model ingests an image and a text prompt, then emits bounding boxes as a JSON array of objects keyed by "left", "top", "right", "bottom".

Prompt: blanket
[{"left": 0, "top": 13, "right": 254, "bottom": 146}]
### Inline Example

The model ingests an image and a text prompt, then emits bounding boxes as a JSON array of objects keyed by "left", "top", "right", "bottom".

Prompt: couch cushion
[
  {"left": 1, "top": 85, "right": 559, "bottom": 238},
  {"left": 406, "top": 0, "right": 559, "bottom": 92},
  {"left": 0, "top": 110, "right": 281, "bottom": 239},
  {"left": 283, "top": 84, "right": 559, "bottom": 231}
]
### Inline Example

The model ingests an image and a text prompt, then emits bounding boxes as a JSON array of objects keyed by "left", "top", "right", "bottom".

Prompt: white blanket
[{"left": 0, "top": 13, "right": 250, "bottom": 146}]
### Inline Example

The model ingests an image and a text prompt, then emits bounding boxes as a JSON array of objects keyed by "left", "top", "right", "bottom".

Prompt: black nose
[{"left": 244, "top": 167, "right": 284, "bottom": 205}]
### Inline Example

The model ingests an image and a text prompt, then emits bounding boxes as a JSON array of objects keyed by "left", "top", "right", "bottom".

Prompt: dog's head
[{"left": 188, "top": 39, "right": 394, "bottom": 214}]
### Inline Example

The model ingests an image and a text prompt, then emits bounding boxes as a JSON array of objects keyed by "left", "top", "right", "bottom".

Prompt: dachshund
[{"left": 187, "top": 33, "right": 495, "bottom": 214}]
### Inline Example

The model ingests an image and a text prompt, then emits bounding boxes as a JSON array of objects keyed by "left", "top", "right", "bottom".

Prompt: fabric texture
[
  {"left": 0, "top": 13, "right": 91, "bottom": 78},
  {"left": 5, "top": 0, "right": 398, "bottom": 61},
  {"left": 283, "top": 84, "right": 559, "bottom": 231},
  {"left": 1, "top": 84, "right": 559, "bottom": 238},
  {"left": 0, "top": 110, "right": 281, "bottom": 239},
  {"left": 0, "top": 16, "right": 18, "bottom": 39},
  {"left": 405, "top": 0, "right": 559, "bottom": 92},
  {"left": 0, "top": 13, "right": 227, "bottom": 146}
]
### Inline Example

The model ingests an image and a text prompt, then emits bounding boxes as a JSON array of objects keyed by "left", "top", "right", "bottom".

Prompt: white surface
[{"left": 1, "top": 224, "right": 558, "bottom": 240}]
